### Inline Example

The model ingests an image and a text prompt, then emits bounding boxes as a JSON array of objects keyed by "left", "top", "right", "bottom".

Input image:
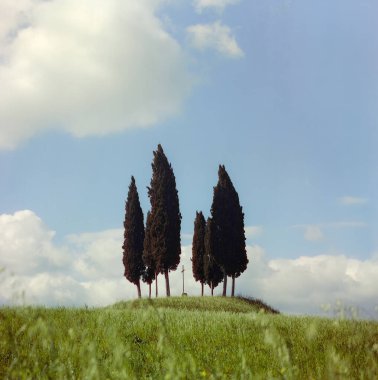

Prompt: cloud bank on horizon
[
  {"left": 0, "top": 0, "right": 192, "bottom": 150},
  {"left": 1, "top": 210, "right": 377, "bottom": 318}
]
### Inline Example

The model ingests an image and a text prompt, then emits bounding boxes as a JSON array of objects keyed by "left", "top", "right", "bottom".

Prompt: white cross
[{"left": 181, "top": 265, "right": 185, "bottom": 294}]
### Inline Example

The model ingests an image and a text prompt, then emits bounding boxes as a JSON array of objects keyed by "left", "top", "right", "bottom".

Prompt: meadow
[{"left": 1, "top": 296, "right": 377, "bottom": 379}]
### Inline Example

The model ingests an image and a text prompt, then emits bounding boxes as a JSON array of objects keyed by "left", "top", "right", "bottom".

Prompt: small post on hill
[{"left": 181, "top": 265, "right": 187, "bottom": 296}]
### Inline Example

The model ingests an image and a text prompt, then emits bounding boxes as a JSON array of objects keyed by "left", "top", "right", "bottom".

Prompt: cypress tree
[
  {"left": 142, "top": 211, "right": 155, "bottom": 298},
  {"left": 192, "top": 211, "right": 206, "bottom": 296},
  {"left": 210, "top": 165, "right": 248, "bottom": 296},
  {"left": 122, "top": 176, "right": 145, "bottom": 298},
  {"left": 148, "top": 144, "right": 181, "bottom": 297},
  {"left": 204, "top": 217, "right": 223, "bottom": 296}
]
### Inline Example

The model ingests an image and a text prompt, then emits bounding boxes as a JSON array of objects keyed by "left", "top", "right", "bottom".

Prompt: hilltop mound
[{"left": 111, "top": 295, "right": 279, "bottom": 314}]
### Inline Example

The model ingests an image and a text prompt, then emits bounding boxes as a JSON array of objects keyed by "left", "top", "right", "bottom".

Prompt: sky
[{"left": 0, "top": 0, "right": 377, "bottom": 318}]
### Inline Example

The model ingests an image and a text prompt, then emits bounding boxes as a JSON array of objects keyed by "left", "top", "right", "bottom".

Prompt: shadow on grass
[{"left": 236, "top": 295, "right": 280, "bottom": 314}]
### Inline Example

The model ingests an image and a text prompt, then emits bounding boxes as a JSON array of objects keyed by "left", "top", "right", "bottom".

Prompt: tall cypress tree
[
  {"left": 148, "top": 144, "right": 181, "bottom": 297},
  {"left": 122, "top": 176, "right": 145, "bottom": 298},
  {"left": 210, "top": 165, "right": 248, "bottom": 296},
  {"left": 204, "top": 217, "right": 223, "bottom": 296},
  {"left": 192, "top": 211, "right": 206, "bottom": 296},
  {"left": 142, "top": 211, "right": 155, "bottom": 298}
]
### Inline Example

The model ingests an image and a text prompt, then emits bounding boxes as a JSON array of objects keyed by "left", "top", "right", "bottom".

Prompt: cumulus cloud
[
  {"left": 0, "top": 210, "right": 128, "bottom": 305},
  {"left": 0, "top": 0, "right": 192, "bottom": 150},
  {"left": 339, "top": 196, "right": 368, "bottom": 205},
  {"left": 67, "top": 229, "right": 124, "bottom": 280},
  {"left": 193, "top": 0, "right": 239, "bottom": 13},
  {"left": 0, "top": 210, "right": 68, "bottom": 275},
  {"left": 187, "top": 21, "right": 244, "bottom": 58},
  {"left": 1, "top": 210, "right": 377, "bottom": 319},
  {"left": 241, "top": 248, "right": 378, "bottom": 318}
]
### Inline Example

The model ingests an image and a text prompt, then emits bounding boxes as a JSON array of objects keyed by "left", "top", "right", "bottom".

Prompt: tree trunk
[
  {"left": 211, "top": 282, "right": 214, "bottom": 296},
  {"left": 165, "top": 270, "right": 170, "bottom": 297},
  {"left": 222, "top": 272, "right": 227, "bottom": 297},
  {"left": 149, "top": 283, "right": 151, "bottom": 299},
  {"left": 231, "top": 275, "right": 235, "bottom": 297},
  {"left": 201, "top": 282, "right": 204, "bottom": 296},
  {"left": 155, "top": 273, "right": 158, "bottom": 298},
  {"left": 136, "top": 279, "right": 141, "bottom": 299}
]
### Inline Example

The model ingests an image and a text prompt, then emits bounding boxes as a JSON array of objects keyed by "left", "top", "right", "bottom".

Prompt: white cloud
[
  {"left": 68, "top": 229, "right": 124, "bottom": 280},
  {"left": 0, "top": 210, "right": 68, "bottom": 275},
  {"left": 193, "top": 0, "right": 239, "bottom": 13},
  {"left": 0, "top": 0, "right": 192, "bottom": 150},
  {"left": 238, "top": 246, "right": 378, "bottom": 318},
  {"left": 339, "top": 196, "right": 368, "bottom": 205},
  {"left": 245, "top": 225, "right": 263, "bottom": 239},
  {"left": 187, "top": 21, "right": 244, "bottom": 58},
  {"left": 1, "top": 210, "right": 377, "bottom": 319},
  {"left": 0, "top": 210, "right": 128, "bottom": 305},
  {"left": 304, "top": 225, "right": 324, "bottom": 242}
]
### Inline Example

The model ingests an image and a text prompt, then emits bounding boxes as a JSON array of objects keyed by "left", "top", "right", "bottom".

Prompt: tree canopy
[
  {"left": 147, "top": 144, "right": 181, "bottom": 296},
  {"left": 142, "top": 211, "right": 156, "bottom": 298},
  {"left": 204, "top": 217, "right": 224, "bottom": 295},
  {"left": 192, "top": 211, "right": 206, "bottom": 295},
  {"left": 210, "top": 165, "right": 248, "bottom": 295},
  {"left": 122, "top": 176, "right": 145, "bottom": 298}
]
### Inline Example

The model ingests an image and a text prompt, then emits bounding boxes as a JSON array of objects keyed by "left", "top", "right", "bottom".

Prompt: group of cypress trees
[
  {"left": 123, "top": 145, "right": 248, "bottom": 298},
  {"left": 192, "top": 165, "right": 248, "bottom": 297},
  {"left": 122, "top": 145, "right": 181, "bottom": 298}
]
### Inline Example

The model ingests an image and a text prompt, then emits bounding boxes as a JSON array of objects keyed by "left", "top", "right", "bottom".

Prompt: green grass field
[{"left": 1, "top": 296, "right": 377, "bottom": 379}]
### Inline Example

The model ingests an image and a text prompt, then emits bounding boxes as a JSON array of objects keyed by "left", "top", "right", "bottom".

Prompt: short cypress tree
[
  {"left": 192, "top": 211, "right": 206, "bottom": 296},
  {"left": 142, "top": 211, "right": 156, "bottom": 298},
  {"left": 122, "top": 176, "right": 145, "bottom": 298},
  {"left": 204, "top": 217, "right": 224, "bottom": 296},
  {"left": 148, "top": 144, "right": 181, "bottom": 297},
  {"left": 210, "top": 165, "right": 248, "bottom": 296},
  {"left": 142, "top": 266, "right": 155, "bottom": 299}
]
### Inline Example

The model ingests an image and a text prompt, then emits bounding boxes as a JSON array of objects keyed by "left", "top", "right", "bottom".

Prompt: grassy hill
[{"left": 1, "top": 296, "right": 377, "bottom": 379}]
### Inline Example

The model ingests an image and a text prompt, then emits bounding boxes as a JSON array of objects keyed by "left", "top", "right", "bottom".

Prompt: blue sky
[{"left": 0, "top": 0, "right": 377, "bottom": 316}]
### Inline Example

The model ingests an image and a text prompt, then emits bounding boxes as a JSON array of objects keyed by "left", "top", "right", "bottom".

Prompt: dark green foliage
[
  {"left": 147, "top": 145, "right": 181, "bottom": 288},
  {"left": 204, "top": 217, "right": 223, "bottom": 293},
  {"left": 122, "top": 177, "right": 145, "bottom": 292},
  {"left": 211, "top": 165, "right": 248, "bottom": 278},
  {"left": 192, "top": 211, "right": 206, "bottom": 289},
  {"left": 142, "top": 265, "right": 155, "bottom": 286},
  {"left": 142, "top": 211, "right": 156, "bottom": 298},
  {"left": 142, "top": 211, "right": 155, "bottom": 285}
]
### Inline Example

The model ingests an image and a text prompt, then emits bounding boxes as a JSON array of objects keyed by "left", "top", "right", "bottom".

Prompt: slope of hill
[{"left": 1, "top": 296, "right": 377, "bottom": 379}]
